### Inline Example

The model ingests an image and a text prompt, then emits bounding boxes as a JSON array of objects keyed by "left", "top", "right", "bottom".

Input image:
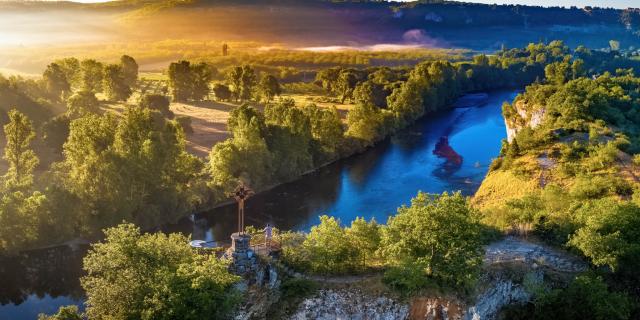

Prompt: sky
[{"left": 62, "top": 0, "right": 638, "bottom": 9}]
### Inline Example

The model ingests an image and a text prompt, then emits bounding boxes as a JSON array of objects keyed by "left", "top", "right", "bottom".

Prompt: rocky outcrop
[
  {"left": 485, "top": 237, "right": 586, "bottom": 273},
  {"left": 290, "top": 289, "right": 409, "bottom": 320},
  {"left": 410, "top": 297, "right": 464, "bottom": 320},
  {"left": 464, "top": 279, "right": 532, "bottom": 320},
  {"left": 504, "top": 100, "right": 546, "bottom": 143}
]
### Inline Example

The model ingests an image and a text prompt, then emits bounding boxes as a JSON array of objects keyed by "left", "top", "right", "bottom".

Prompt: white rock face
[
  {"left": 290, "top": 289, "right": 409, "bottom": 320},
  {"left": 464, "top": 280, "right": 530, "bottom": 320},
  {"left": 505, "top": 100, "right": 546, "bottom": 142}
]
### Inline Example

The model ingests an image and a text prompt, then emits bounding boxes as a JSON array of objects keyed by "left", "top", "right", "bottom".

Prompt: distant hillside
[{"left": 1, "top": 0, "right": 639, "bottom": 51}]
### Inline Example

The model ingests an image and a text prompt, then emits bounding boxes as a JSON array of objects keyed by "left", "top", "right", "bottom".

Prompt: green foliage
[
  {"left": 167, "top": 60, "right": 212, "bottom": 102},
  {"left": 302, "top": 104, "right": 344, "bottom": 159},
  {"left": 38, "top": 305, "right": 83, "bottom": 320},
  {"left": 532, "top": 274, "right": 631, "bottom": 320},
  {"left": 103, "top": 64, "right": 132, "bottom": 102},
  {"left": 79, "top": 59, "right": 104, "bottom": 93},
  {"left": 380, "top": 192, "right": 483, "bottom": 290},
  {"left": 120, "top": 55, "right": 139, "bottom": 87},
  {"left": 3, "top": 109, "right": 38, "bottom": 189},
  {"left": 81, "top": 223, "right": 240, "bottom": 320},
  {"left": 212, "top": 83, "right": 232, "bottom": 101},
  {"left": 382, "top": 260, "right": 431, "bottom": 295},
  {"left": 569, "top": 200, "right": 640, "bottom": 276},
  {"left": 139, "top": 94, "right": 173, "bottom": 118},
  {"left": 66, "top": 89, "right": 100, "bottom": 118},
  {"left": 43, "top": 63, "right": 70, "bottom": 101},
  {"left": 42, "top": 114, "right": 70, "bottom": 153},
  {"left": 209, "top": 105, "right": 272, "bottom": 190},
  {"left": 265, "top": 99, "right": 313, "bottom": 181},
  {"left": 346, "top": 103, "right": 385, "bottom": 147},
  {"left": 301, "top": 215, "right": 361, "bottom": 274},
  {"left": 61, "top": 107, "right": 201, "bottom": 230},
  {"left": 258, "top": 74, "right": 281, "bottom": 102}
]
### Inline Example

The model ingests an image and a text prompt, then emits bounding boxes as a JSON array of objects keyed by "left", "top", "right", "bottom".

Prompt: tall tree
[
  {"left": 66, "top": 90, "right": 100, "bottom": 118},
  {"left": 226, "top": 66, "right": 243, "bottom": 102},
  {"left": 80, "top": 59, "right": 104, "bottom": 93},
  {"left": 103, "top": 64, "right": 132, "bottom": 102},
  {"left": 3, "top": 109, "right": 39, "bottom": 189},
  {"left": 119, "top": 55, "right": 138, "bottom": 88},
  {"left": 380, "top": 192, "right": 483, "bottom": 290},
  {"left": 191, "top": 62, "right": 212, "bottom": 101},
  {"left": 43, "top": 63, "right": 70, "bottom": 101},
  {"left": 240, "top": 65, "right": 257, "bottom": 102},
  {"left": 168, "top": 61, "right": 192, "bottom": 102},
  {"left": 258, "top": 74, "right": 281, "bottom": 102}
]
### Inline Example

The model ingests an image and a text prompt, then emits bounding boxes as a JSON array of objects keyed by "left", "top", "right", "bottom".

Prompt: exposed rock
[
  {"left": 504, "top": 100, "right": 546, "bottom": 142},
  {"left": 484, "top": 237, "right": 586, "bottom": 273},
  {"left": 464, "top": 280, "right": 531, "bottom": 320},
  {"left": 290, "top": 289, "right": 409, "bottom": 320},
  {"left": 410, "top": 297, "right": 464, "bottom": 320}
]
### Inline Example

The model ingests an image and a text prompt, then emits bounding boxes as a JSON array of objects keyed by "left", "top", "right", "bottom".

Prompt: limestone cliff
[{"left": 503, "top": 99, "right": 546, "bottom": 143}]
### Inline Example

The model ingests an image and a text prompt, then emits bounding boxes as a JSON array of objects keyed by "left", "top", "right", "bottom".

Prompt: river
[{"left": 0, "top": 89, "right": 518, "bottom": 320}]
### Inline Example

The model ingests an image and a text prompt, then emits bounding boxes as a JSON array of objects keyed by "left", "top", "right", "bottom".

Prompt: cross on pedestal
[{"left": 231, "top": 183, "right": 254, "bottom": 235}]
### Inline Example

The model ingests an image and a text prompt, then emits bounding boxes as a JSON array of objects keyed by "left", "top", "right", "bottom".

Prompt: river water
[{"left": 0, "top": 90, "right": 517, "bottom": 320}]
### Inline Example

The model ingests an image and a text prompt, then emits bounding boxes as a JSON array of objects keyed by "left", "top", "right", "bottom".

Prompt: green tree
[
  {"left": 3, "top": 109, "right": 38, "bottom": 189},
  {"left": 302, "top": 104, "right": 344, "bottom": 158},
  {"left": 258, "top": 74, "right": 281, "bottom": 102},
  {"left": 139, "top": 94, "right": 173, "bottom": 118},
  {"left": 0, "top": 190, "right": 44, "bottom": 253},
  {"left": 315, "top": 67, "right": 341, "bottom": 94},
  {"left": 120, "top": 55, "right": 138, "bottom": 87},
  {"left": 61, "top": 108, "right": 200, "bottom": 230},
  {"left": 353, "top": 80, "right": 387, "bottom": 108},
  {"left": 569, "top": 200, "right": 640, "bottom": 275},
  {"left": 212, "top": 83, "right": 232, "bottom": 101},
  {"left": 302, "top": 215, "right": 360, "bottom": 274},
  {"left": 168, "top": 60, "right": 192, "bottom": 102},
  {"left": 226, "top": 66, "right": 243, "bottom": 102},
  {"left": 38, "top": 305, "right": 83, "bottom": 320},
  {"left": 336, "top": 70, "right": 359, "bottom": 103},
  {"left": 264, "top": 99, "right": 313, "bottom": 181},
  {"left": 191, "top": 62, "right": 212, "bottom": 101},
  {"left": 532, "top": 274, "right": 631, "bottom": 320},
  {"left": 380, "top": 192, "right": 483, "bottom": 289},
  {"left": 240, "top": 65, "right": 257, "bottom": 102},
  {"left": 81, "top": 223, "right": 240, "bottom": 320},
  {"left": 66, "top": 89, "right": 100, "bottom": 118},
  {"left": 346, "top": 217, "right": 381, "bottom": 266},
  {"left": 209, "top": 105, "right": 272, "bottom": 190},
  {"left": 80, "top": 59, "right": 104, "bottom": 93},
  {"left": 103, "top": 64, "right": 132, "bottom": 102},
  {"left": 43, "top": 63, "right": 70, "bottom": 101},
  {"left": 346, "top": 103, "right": 384, "bottom": 146}
]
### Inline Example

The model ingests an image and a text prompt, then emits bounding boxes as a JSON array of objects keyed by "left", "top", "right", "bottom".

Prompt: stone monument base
[{"left": 225, "top": 232, "right": 257, "bottom": 275}]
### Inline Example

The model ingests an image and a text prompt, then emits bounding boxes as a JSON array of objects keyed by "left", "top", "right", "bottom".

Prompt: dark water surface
[{"left": 0, "top": 90, "right": 517, "bottom": 320}]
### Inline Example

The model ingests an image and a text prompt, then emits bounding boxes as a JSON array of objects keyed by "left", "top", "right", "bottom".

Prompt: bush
[
  {"left": 382, "top": 260, "right": 431, "bottom": 295},
  {"left": 176, "top": 115, "right": 193, "bottom": 134}
]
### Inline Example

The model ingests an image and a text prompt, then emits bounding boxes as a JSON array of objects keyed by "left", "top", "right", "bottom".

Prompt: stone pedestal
[{"left": 225, "top": 232, "right": 257, "bottom": 275}]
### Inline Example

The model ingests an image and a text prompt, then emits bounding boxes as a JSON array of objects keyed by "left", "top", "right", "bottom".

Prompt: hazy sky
[{"left": 66, "top": 0, "right": 638, "bottom": 9}]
